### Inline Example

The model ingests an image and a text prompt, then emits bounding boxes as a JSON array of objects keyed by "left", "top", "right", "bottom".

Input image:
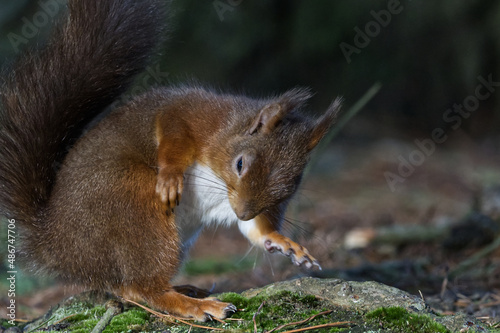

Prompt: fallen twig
[
  {"left": 479, "top": 300, "right": 500, "bottom": 309},
  {"left": 91, "top": 300, "right": 123, "bottom": 333},
  {"left": 267, "top": 310, "right": 333, "bottom": 333},
  {"left": 11, "top": 319, "right": 29, "bottom": 323},
  {"left": 253, "top": 301, "right": 265, "bottom": 333},
  {"left": 440, "top": 276, "right": 448, "bottom": 299},
  {"left": 306, "top": 82, "right": 381, "bottom": 174},
  {"left": 53, "top": 314, "right": 78, "bottom": 325},
  {"left": 418, "top": 290, "right": 425, "bottom": 302},
  {"left": 121, "top": 297, "right": 224, "bottom": 331},
  {"left": 25, "top": 315, "right": 55, "bottom": 332},
  {"left": 449, "top": 236, "right": 500, "bottom": 279},
  {"left": 280, "top": 321, "right": 355, "bottom": 333}
]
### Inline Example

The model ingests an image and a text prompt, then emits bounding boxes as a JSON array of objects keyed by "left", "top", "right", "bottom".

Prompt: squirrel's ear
[
  {"left": 308, "top": 97, "right": 343, "bottom": 150},
  {"left": 247, "top": 103, "right": 285, "bottom": 135},
  {"left": 247, "top": 88, "right": 313, "bottom": 135}
]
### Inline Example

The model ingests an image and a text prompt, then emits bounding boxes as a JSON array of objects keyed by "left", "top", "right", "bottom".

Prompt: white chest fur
[{"left": 175, "top": 163, "right": 242, "bottom": 254}]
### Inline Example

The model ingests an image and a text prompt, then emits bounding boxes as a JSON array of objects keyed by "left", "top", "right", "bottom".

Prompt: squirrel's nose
[
  {"left": 229, "top": 195, "right": 259, "bottom": 221},
  {"left": 236, "top": 211, "right": 254, "bottom": 221},
  {"left": 232, "top": 202, "right": 256, "bottom": 221}
]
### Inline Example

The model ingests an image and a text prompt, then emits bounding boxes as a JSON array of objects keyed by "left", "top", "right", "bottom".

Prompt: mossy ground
[
  {"left": 14, "top": 290, "right": 362, "bottom": 332},
  {"left": 365, "top": 307, "right": 449, "bottom": 333},
  {"left": 218, "top": 291, "right": 360, "bottom": 332},
  {"left": 9, "top": 291, "right": 457, "bottom": 332},
  {"left": 21, "top": 302, "right": 151, "bottom": 333}
]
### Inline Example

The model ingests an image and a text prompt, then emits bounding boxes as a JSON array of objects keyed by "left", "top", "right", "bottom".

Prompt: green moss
[
  {"left": 218, "top": 292, "right": 249, "bottom": 306},
  {"left": 103, "top": 308, "right": 151, "bottom": 333},
  {"left": 217, "top": 290, "right": 357, "bottom": 332},
  {"left": 61, "top": 307, "right": 151, "bottom": 333},
  {"left": 24, "top": 304, "right": 105, "bottom": 332},
  {"left": 1, "top": 319, "right": 15, "bottom": 329},
  {"left": 67, "top": 319, "right": 99, "bottom": 333},
  {"left": 366, "top": 307, "right": 450, "bottom": 333},
  {"left": 25, "top": 301, "right": 153, "bottom": 333},
  {"left": 22, "top": 291, "right": 461, "bottom": 333}
]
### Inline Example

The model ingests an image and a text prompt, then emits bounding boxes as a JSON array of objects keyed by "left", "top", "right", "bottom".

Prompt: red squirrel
[{"left": 0, "top": 0, "right": 341, "bottom": 321}]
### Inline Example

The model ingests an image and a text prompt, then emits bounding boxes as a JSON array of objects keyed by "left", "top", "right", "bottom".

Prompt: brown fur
[{"left": 0, "top": 0, "right": 341, "bottom": 321}]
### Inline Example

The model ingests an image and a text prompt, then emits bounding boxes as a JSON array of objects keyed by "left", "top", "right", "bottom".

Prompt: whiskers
[
  {"left": 263, "top": 250, "right": 276, "bottom": 277},
  {"left": 182, "top": 167, "right": 228, "bottom": 196},
  {"left": 238, "top": 244, "right": 276, "bottom": 277},
  {"left": 239, "top": 244, "right": 259, "bottom": 269},
  {"left": 263, "top": 200, "right": 328, "bottom": 250},
  {"left": 181, "top": 182, "right": 226, "bottom": 196}
]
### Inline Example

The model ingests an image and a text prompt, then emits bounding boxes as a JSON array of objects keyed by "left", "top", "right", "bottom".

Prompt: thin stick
[
  {"left": 211, "top": 316, "right": 226, "bottom": 324},
  {"left": 253, "top": 301, "right": 265, "bottom": 333},
  {"left": 325, "top": 82, "right": 382, "bottom": 145},
  {"left": 307, "top": 81, "right": 382, "bottom": 174},
  {"left": 120, "top": 298, "right": 174, "bottom": 322},
  {"left": 121, "top": 297, "right": 224, "bottom": 331},
  {"left": 449, "top": 236, "right": 500, "bottom": 279},
  {"left": 418, "top": 290, "right": 425, "bottom": 302},
  {"left": 281, "top": 321, "right": 355, "bottom": 333},
  {"left": 26, "top": 315, "right": 55, "bottom": 332},
  {"left": 267, "top": 310, "right": 332, "bottom": 333},
  {"left": 53, "top": 314, "right": 78, "bottom": 325},
  {"left": 12, "top": 319, "right": 29, "bottom": 323},
  {"left": 480, "top": 300, "right": 500, "bottom": 309},
  {"left": 440, "top": 276, "right": 448, "bottom": 299},
  {"left": 91, "top": 302, "right": 122, "bottom": 333}
]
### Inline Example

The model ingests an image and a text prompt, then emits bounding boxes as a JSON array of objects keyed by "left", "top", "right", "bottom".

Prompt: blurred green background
[{"left": 1, "top": 0, "right": 499, "bottom": 140}]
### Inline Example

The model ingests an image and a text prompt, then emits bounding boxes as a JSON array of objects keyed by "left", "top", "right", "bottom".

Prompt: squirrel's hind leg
[{"left": 122, "top": 285, "right": 236, "bottom": 321}]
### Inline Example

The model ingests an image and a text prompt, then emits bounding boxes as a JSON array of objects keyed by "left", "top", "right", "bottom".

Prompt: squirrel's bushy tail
[{"left": 0, "top": 0, "right": 166, "bottom": 226}]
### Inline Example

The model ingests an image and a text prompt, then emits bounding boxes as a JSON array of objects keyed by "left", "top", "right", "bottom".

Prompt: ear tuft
[
  {"left": 276, "top": 87, "right": 314, "bottom": 111},
  {"left": 308, "top": 96, "right": 343, "bottom": 150}
]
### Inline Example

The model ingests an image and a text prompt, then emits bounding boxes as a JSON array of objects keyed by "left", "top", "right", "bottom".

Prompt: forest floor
[{"left": 2, "top": 135, "right": 500, "bottom": 329}]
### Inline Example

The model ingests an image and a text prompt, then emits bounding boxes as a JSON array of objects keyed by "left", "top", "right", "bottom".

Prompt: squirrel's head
[{"left": 210, "top": 88, "right": 342, "bottom": 221}]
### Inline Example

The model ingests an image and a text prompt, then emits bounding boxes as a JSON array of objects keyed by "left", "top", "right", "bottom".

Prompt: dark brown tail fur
[{"left": 0, "top": 0, "right": 166, "bottom": 230}]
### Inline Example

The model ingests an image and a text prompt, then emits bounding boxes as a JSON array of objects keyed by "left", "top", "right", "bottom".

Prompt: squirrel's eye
[{"left": 236, "top": 157, "right": 243, "bottom": 175}]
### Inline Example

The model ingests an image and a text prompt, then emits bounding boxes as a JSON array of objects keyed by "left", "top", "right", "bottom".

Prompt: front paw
[
  {"left": 156, "top": 168, "right": 184, "bottom": 211},
  {"left": 264, "top": 232, "right": 321, "bottom": 270}
]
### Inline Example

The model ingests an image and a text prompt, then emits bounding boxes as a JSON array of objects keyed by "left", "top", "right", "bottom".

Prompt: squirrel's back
[{"left": 0, "top": 0, "right": 167, "bottom": 252}]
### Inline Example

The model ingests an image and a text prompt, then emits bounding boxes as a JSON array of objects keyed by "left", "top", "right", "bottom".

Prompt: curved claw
[
  {"left": 204, "top": 303, "right": 237, "bottom": 321},
  {"left": 156, "top": 169, "right": 184, "bottom": 211},
  {"left": 225, "top": 304, "right": 238, "bottom": 314},
  {"left": 264, "top": 233, "right": 321, "bottom": 271}
]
